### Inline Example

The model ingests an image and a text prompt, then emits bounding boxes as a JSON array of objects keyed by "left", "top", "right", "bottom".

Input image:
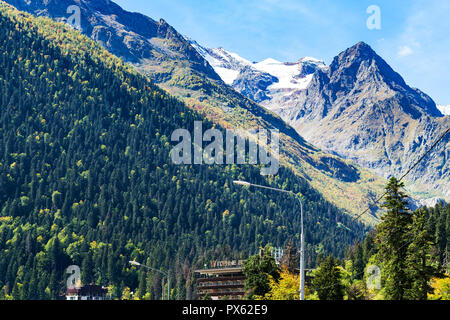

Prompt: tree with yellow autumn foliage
[
  {"left": 428, "top": 276, "right": 450, "bottom": 300},
  {"left": 254, "top": 267, "right": 302, "bottom": 300}
]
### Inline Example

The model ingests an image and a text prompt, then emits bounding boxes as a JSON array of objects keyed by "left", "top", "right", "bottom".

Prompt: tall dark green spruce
[
  {"left": 311, "top": 256, "right": 344, "bottom": 300},
  {"left": 344, "top": 201, "right": 450, "bottom": 300},
  {"left": 376, "top": 177, "right": 412, "bottom": 300},
  {"left": 405, "top": 208, "right": 440, "bottom": 300}
]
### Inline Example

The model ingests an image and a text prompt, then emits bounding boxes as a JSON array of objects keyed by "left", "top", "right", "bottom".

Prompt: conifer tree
[
  {"left": 280, "top": 240, "right": 299, "bottom": 274},
  {"left": 406, "top": 208, "right": 439, "bottom": 300},
  {"left": 376, "top": 177, "right": 412, "bottom": 300},
  {"left": 357, "top": 246, "right": 366, "bottom": 279},
  {"left": 311, "top": 256, "right": 344, "bottom": 300}
]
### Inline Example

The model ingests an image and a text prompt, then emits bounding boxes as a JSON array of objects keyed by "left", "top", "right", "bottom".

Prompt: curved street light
[
  {"left": 233, "top": 180, "right": 305, "bottom": 300},
  {"left": 129, "top": 261, "right": 170, "bottom": 300}
]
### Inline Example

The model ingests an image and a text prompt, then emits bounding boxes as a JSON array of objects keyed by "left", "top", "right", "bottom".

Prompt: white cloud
[{"left": 398, "top": 45, "right": 413, "bottom": 57}]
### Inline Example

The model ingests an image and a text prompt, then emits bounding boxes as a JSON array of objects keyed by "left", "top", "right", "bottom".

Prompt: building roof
[
  {"left": 195, "top": 266, "right": 243, "bottom": 276},
  {"left": 66, "top": 284, "right": 108, "bottom": 295}
]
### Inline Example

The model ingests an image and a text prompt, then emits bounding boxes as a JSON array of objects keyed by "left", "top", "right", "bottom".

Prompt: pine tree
[
  {"left": 376, "top": 177, "right": 412, "bottom": 300},
  {"left": 363, "top": 230, "right": 376, "bottom": 263},
  {"left": 350, "top": 242, "right": 365, "bottom": 280},
  {"left": 81, "top": 253, "right": 94, "bottom": 285},
  {"left": 137, "top": 271, "right": 146, "bottom": 299},
  {"left": 311, "top": 256, "right": 344, "bottom": 300},
  {"left": 406, "top": 208, "right": 439, "bottom": 300}
]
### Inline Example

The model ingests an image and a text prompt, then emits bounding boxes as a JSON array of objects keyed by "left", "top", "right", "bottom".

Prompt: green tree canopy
[
  {"left": 311, "top": 256, "right": 344, "bottom": 300},
  {"left": 243, "top": 246, "right": 280, "bottom": 299},
  {"left": 376, "top": 177, "right": 412, "bottom": 300}
]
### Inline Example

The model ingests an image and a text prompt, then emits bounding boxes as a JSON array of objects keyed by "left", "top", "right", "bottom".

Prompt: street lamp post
[
  {"left": 233, "top": 180, "right": 305, "bottom": 300},
  {"left": 129, "top": 261, "right": 170, "bottom": 300}
]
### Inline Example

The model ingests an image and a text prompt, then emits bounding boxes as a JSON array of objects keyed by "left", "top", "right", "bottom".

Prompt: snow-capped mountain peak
[
  {"left": 253, "top": 57, "right": 326, "bottom": 91},
  {"left": 256, "top": 57, "right": 282, "bottom": 65},
  {"left": 300, "top": 56, "right": 324, "bottom": 63},
  {"left": 187, "top": 38, "right": 326, "bottom": 98}
]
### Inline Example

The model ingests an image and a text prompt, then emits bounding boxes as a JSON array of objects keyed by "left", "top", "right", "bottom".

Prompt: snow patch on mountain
[
  {"left": 185, "top": 37, "right": 252, "bottom": 84},
  {"left": 254, "top": 58, "right": 316, "bottom": 90},
  {"left": 212, "top": 67, "right": 240, "bottom": 84},
  {"left": 186, "top": 37, "right": 326, "bottom": 91},
  {"left": 437, "top": 105, "right": 450, "bottom": 115}
]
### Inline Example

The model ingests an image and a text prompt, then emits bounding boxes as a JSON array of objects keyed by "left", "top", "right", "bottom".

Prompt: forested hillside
[
  {"left": 3, "top": 0, "right": 388, "bottom": 221},
  {"left": 0, "top": 4, "right": 367, "bottom": 299}
]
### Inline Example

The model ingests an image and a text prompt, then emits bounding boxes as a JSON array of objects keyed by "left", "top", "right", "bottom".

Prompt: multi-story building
[{"left": 195, "top": 260, "right": 246, "bottom": 300}]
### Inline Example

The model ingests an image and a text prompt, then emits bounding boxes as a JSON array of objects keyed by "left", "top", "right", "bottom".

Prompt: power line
[
  {"left": 398, "top": 127, "right": 449, "bottom": 182},
  {"left": 306, "top": 127, "right": 449, "bottom": 294},
  {"left": 314, "top": 127, "right": 450, "bottom": 249}
]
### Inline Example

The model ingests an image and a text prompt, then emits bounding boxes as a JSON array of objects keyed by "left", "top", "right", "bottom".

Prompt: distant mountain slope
[
  {"left": 194, "top": 40, "right": 449, "bottom": 201},
  {"left": 5, "top": 0, "right": 220, "bottom": 81},
  {"left": 265, "top": 42, "right": 449, "bottom": 200},
  {"left": 3, "top": 0, "right": 388, "bottom": 221},
  {"left": 0, "top": 2, "right": 368, "bottom": 299}
]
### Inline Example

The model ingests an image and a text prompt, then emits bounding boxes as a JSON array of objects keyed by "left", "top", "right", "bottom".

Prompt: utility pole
[{"left": 233, "top": 180, "right": 305, "bottom": 300}]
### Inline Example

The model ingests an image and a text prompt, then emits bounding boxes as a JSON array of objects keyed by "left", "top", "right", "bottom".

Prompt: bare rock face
[
  {"left": 232, "top": 66, "right": 278, "bottom": 102},
  {"left": 260, "top": 42, "right": 449, "bottom": 199},
  {"left": 187, "top": 39, "right": 448, "bottom": 200},
  {"left": 5, "top": 0, "right": 220, "bottom": 80}
]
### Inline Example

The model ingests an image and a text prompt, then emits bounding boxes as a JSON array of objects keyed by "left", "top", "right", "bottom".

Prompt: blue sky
[{"left": 114, "top": 0, "right": 450, "bottom": 105}]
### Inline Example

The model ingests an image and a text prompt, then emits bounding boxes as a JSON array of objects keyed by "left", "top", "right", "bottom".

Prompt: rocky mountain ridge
[{"left": 190, "top": 40, "right": 449, "bottom": 200}]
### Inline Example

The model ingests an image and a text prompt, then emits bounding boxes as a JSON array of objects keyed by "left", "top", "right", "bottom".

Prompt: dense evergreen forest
[
  {"left": 0, "top": 5, "right": 369, "bottom": 299},
  {"left": 342, "top": 200, "right": 450, "bottom": 300},
  {"left": 345, "top": 201, "right": 449, "bottom": 278}
]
